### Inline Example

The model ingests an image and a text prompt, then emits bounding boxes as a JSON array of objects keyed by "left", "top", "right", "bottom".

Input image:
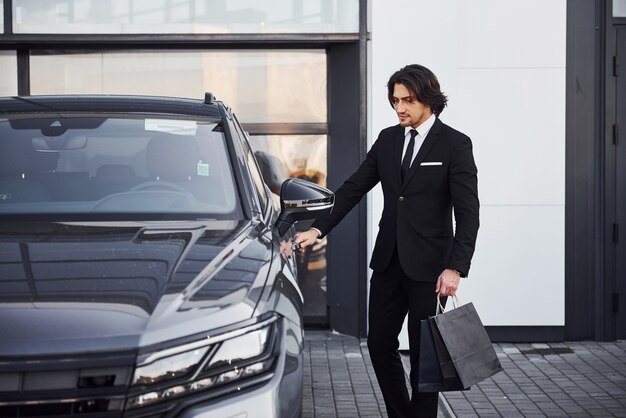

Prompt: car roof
[{"left": 0, "top": 95, "right": 223, "bottom": 118}]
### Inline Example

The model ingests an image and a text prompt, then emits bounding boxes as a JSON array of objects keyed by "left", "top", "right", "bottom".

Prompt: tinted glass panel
[
  {"left": 615, "top": 0, "right": 626, "bottom": 16},
  {"left": 0, "top": 52, "right": 17, "bottom": 96},
  {"left": 249, "top": 134, "right": 327, "bottom": 321},
  {"left": 249, "top": 135, "right": 327, "bottom": 193},
  {"left": 230, "top": 115, "right": 267, "bottom": 211},
  {"left": 30, "top": 50, "right": 327, "bottom": 124},
  {"left": 0, "top": 114, "right": 242, "bottom": 219},
  {"left": 13, "top": 0, "right": 358, "bottom": 34}
]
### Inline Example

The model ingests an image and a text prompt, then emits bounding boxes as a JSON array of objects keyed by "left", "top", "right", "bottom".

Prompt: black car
[{"left": 0, "top": 94, "right": 334, "bottom": 418}]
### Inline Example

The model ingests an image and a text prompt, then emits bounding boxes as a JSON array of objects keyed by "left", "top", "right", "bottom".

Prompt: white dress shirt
[{"left": 401, "top": 113, "right": 436, "bottom": 166}]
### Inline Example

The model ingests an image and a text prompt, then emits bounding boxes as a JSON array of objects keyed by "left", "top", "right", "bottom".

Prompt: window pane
[
  {"left": 248, "top": 135, "right": 327, "bottom": 192},
  {"left": 0, "top": 0, "right": 3, "bottom": 33},
  {"left": 13, "top": 0, "right": 358, "bottom": 34},
  {"left": 0, "top": 52, "right": 17, "bottom": 95},
  {"left": 30, "top": 50, "right": 327, "bottom": 124},
  {"left": 232, "top": 116, "right": 267, "bottom": 210},
  {"left": 249, "top": 134, "right": 328, "bottom": 322},
  {"left": 615, "top": 0, "right": 626, "bottom": 17}
]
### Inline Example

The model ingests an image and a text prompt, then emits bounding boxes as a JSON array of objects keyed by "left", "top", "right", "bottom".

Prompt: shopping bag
[
  {"left": 429, "top": 315, "right": 466, "bottom": 389},
  {"left": 431, "top": 296, "right": 503, "bottom": 388},
  {"left": 416, "top": 316, "right": 467, "bottom": 392}
]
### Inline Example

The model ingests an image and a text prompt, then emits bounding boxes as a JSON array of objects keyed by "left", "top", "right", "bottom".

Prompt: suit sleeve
[
  {"left": 446, "top": 137, "right": 479, "bottom": 277},
  {"left": 311, "top": 139, "right": 381, "bottom": 238}
]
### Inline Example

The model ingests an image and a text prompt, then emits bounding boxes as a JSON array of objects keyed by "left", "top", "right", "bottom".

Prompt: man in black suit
[{"left": 295, "top": 64, "right": 479, "bottom": 417}]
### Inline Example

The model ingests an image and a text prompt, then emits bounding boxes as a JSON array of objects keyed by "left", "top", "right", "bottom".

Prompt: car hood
[{"left": 0, "top": 220, "right": 274, "bottom": 357}]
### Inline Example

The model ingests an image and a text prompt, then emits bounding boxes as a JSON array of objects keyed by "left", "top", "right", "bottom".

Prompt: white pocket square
[{"left": 420, "top": 162, "right": 443, "bottom": 166}]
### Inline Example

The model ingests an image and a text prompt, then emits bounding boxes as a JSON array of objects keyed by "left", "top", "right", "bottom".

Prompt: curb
[{"left": 438, "top": 394, "right": 456, "bottom": 418}]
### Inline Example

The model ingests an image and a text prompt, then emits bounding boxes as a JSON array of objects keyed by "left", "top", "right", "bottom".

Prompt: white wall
[{"left": 368, "top": 0, "right": 566, "bottom": 345}]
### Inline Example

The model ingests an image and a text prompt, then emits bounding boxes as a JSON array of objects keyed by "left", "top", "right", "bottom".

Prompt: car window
[
  {"left": 0, "top": 114, "right": 243, "bottom": 219},
  {"left": 232, "top": 116, "right": 268, "bottom": 212}
]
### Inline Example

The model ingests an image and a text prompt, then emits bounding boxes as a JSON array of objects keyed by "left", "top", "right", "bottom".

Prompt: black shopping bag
[
  {"left": 431, "top": 297, "right": 503, "bottom": 388},
  {"left": 416, "top": 317, "right": 467, "bottom": 392},
  {"left": 429, "top": 316, "right": 466, "bottom": 389}
]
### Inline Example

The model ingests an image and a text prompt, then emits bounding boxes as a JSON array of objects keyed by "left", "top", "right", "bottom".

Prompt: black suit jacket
[{"left": 313, "top": 118, "right": 479, "bottom": 282}]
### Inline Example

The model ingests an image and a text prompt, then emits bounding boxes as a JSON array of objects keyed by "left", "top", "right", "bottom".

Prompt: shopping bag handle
[{"left": 436, "top": 294, "right": 461, "bottom": 314}]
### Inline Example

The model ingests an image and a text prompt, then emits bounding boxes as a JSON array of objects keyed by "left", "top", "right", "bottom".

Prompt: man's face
[{"left": 392, "top": 83, "right": 433, "bottom": 128}]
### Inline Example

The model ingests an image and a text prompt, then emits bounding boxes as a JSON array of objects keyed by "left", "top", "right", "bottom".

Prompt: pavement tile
[
  {"left": 494, "top": 408, "right": 522, "bottom": 416},
  {"left": 304, "top": 333, "right": 625, "bottom": 418}
]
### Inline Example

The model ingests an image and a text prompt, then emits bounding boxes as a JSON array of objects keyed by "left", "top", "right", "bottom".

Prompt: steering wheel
[
  {"left": 92, "top": 180, "right": 194, "bottom": 211},
  {"left": 129, "top": 181, "right": 190, "bottom": 194}
]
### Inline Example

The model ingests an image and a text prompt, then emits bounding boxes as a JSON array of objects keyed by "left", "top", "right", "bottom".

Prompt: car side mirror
[{"left": 275, "top": 178, "right": 334, "bottom": 236}]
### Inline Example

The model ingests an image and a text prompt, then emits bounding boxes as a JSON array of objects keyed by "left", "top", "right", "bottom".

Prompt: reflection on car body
[{"left": 0, "top": 94, "right": 333, "bottom": 418}]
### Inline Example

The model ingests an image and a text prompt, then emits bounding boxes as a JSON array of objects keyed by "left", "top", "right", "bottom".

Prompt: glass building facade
[
  {"left": 12, "top": 0, "right": 358, "bottom": 34},
  {"left": 0, "top": 0, "right": 366, "bottom": 332}
]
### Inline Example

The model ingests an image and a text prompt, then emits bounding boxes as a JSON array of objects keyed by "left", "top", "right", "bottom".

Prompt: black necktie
[{"left": 401, "top": 129, "right": 418, "bottom": 182}]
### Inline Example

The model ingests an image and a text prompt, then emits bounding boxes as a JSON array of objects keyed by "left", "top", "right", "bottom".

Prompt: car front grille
[{"left": 0, "top": 350, "right": 136, "bottom": 418}]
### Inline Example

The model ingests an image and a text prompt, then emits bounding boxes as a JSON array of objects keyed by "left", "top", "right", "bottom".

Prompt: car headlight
[
  {"left": 204, "top": 325, "right": 272, "bottom": 370},
  {"left": 126, "top": 315, "right": 279, "bottom": 409}
]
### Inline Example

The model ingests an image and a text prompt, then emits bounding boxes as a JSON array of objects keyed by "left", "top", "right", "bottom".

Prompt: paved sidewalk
[
  {"left": 442, "top": 341, "right": 626, "bottom": 417},
  {"left": 302, "top": 331, "right": 445, "bottom": 417},
  {"left": 303, "top": 331, "right": 387, "bottom": 417},
  {"left": 303, "top": 331, "right": 626, "bottom": 417}
]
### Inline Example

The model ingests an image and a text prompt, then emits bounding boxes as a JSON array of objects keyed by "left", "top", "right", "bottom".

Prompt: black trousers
[{"left": 367, "top": 247, "right": 444, "bottom": 418}]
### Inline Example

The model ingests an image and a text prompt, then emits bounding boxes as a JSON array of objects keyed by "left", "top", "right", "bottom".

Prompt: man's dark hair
[{"left": 387, "top": 64, "right": 448, "bottom": 116}]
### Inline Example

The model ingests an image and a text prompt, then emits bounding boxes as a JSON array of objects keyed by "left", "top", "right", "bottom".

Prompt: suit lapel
[{"left": 401, "top": 118, "right": 443, "bottom": 190}]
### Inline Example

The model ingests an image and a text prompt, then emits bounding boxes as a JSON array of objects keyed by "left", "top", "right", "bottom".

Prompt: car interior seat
[
  {"left": 91, "top": 164, "right": 140, "bottom": 200},
  {"left": 0, "top": 139, "right": 51, "bottom": 203},
  {"left": 146, "top": 132, "right": 224, "bottom": 206}
]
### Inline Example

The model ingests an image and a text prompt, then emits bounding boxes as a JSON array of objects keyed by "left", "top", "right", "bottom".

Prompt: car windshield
[{"left": 0, "top": 113, "right": 242, "bottom": 220}]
